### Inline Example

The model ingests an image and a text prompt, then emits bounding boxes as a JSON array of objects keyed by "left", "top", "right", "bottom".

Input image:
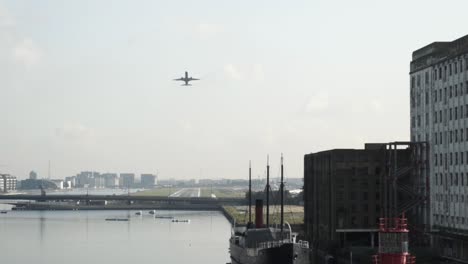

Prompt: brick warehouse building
[{"left": 304, "top": 144, "right": 412, "bottom": 260}]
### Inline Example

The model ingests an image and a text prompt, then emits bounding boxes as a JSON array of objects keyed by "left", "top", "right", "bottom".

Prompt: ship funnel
[{"left": 255, "top": 199, "right": 264, "bottom": 228}]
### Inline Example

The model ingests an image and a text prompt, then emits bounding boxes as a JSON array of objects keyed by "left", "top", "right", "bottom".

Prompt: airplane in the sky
[{"left": 173, "top": 71, "right": 199, "bottom": 86}]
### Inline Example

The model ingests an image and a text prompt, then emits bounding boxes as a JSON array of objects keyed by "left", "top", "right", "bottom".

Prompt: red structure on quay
[{"left": 372, "top": 215, "right": 416, "bottom": 264}]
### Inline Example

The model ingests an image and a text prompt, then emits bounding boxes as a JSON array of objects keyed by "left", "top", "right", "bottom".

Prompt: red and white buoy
[{"left": 372, "top": 214, "right": 416, "bottom": 264}]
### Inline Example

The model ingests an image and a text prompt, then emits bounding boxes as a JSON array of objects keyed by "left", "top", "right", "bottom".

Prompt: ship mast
[
  {"left": 280, "top": 154, "right": 284, "bottom": 236},
  {"left": 266, "top": 155, "right": 270, "bottom": 227},
  {"left": 249, "top": 160, "right": 252, "bottom": 225}
]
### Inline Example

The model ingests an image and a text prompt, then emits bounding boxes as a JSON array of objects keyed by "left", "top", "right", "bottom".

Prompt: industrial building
[
  {"left": 303, "top": 143, "right": 418, "bottom": 260},
  {"left": 410, "top": 34, "right": 468, "bottom": 262}
]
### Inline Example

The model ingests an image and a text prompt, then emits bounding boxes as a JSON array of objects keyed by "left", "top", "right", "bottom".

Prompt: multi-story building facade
[
  {"left": 0, "top": 174, "right": 17, "bottom": 192},
  {"left": 140, "top": 174, "right": 157, "bottom": 188},
  {"left": 103, "top": 173, "right": 119, "bottom": 188},
  {"left": 304, "top": 144, "right": 411, "bottom": 257},
  {"left": 120, "top": 173, "right": 135, "bottom": 188},
  {"left": 410, "top": 34, "right": 468, "bottom": 261},
  {"left": 64, "top": 176, "right": 76, "bottom": 187}
]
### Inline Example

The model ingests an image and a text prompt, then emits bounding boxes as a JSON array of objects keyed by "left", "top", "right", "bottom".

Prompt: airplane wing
[
  {"left": 188, "top": 78, "right": 199, "bottom": 81},
  {"left": 173, "top": 78, "right": 184, "bottom": 81}
]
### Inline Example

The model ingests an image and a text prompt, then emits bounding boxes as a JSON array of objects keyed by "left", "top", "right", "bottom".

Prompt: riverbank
[{"left": 12, "top": 202, "right": 221, "bottom": 211}]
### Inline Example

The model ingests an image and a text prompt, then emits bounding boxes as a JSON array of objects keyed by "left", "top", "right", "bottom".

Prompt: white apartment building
[
  {"left": 410, "top": 34, "right": 468, "bottom": 261},
  {"left": 0, "top": 174, "right": 17, "bottom": 192}
]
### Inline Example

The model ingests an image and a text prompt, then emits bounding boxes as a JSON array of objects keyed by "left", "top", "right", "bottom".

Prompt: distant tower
[{"left": 29, "top": 171, "right": 38, "bottom": 180}]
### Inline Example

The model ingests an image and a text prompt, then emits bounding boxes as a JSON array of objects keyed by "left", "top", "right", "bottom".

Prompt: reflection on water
[{"left": 0, "top": 210, "right": 231, "bottom": 264}]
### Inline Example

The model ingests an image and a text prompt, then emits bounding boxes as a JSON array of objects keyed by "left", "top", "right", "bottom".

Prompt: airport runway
[{"left": 169, "top": 188, "right": 200, "bottom": 198}]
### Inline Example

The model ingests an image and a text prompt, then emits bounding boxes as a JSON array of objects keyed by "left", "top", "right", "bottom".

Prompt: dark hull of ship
[{"left": 230, "top": 242, "right": 309, "bottom": 264}]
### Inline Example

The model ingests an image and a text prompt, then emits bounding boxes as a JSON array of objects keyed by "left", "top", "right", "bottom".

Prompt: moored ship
[{"left": 229, "top": 156, "right": 310, "bottom": 264}]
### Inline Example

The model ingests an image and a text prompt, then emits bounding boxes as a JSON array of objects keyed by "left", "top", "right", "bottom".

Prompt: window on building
[
  {"left": 425, "top": 72, "right": 429, "bottom": 84},
  {"left": 450, "top": 131, "right": 453, "bottom": 143},
  {"left": 417, "top": 75, "right": 421, "bottom": 86},
  {"left": 435, "top": 154, "right": 438, "bottom": 166},
  {"left": 455, "top": 106, "right": 458, "bottom": 120},
  {"left": 426, "top": 113, "right": 429, "bottom": 126},
  {"left": 455, "top": 173, "right": 458, "bottom": 185},
  {"left": 411, "top": 76, "right": 415, "bottom": 89},
  {"left": 417, "top": 115, "right": 421, "bottom": 127},
  {"left": 445, "top": 65, "right": 448, "bottom": 80},
  {"left": 462, "top": 173, "right": 465, "bottom": 186},
  {"left": 461, "top": 106, "right": 464, "bottom": 119},
  {"left": 450, "top": 173, "right": 453, "bottom": 185},
  {"left": 363, "top": 205, "right": 368, "bottom": 215},
  {"left": 450, "top": 86, "right": 453, "bottom": 98},
  {"left": 426, "top": 92, "right": 429, "bottom": 104},
  {"left": 450, "top": 153, "right": 453, "bottom": 165},
  {"left": 450, "top": 63, "right": 453, "bottom": 76},
  {"left": 450, "top": 108, "right": 452, "bottom": 121},
  {"left": 455, "top": 130, "right": 458, "bottom": 142},
  {"left": 440, "top": 67, "right": 443, "bottom": 79},
  {"left": 455, "top": 85, "right": 458, "bottom": 97},
  {"left": 455, "top": 152, "right": 458, "bottom": 165},
  {"left": 462, "top": 152, "right": 465, "bottom": 164},
  {"left": 439, "top": 111, "right": 442, "bottom": 123},
  {"left": 455, "top": 62, "right": 458, "bottom": 74},
  {"left": 434, "top": 112, "right": 437, "bottom": 124}
]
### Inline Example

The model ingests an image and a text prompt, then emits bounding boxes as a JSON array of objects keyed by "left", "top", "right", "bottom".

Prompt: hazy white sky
[{"left": 1, "top": 0, "right": 468, "bottom": 180}]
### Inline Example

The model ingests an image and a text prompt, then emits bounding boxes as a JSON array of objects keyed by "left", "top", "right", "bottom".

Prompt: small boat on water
[
  {"left": 149, "top": 210, "right": 156, "bottom": 215},
  {"left": 135, "top": 211, "right": 142, "bottom": 216},
  {"left": 0, "top": 211, "right": 7, "bottom": 214},
  {"left": 172, "top": 219, "right": 190, "bottom": 223},
  {"left": 105, "top": 218, "right": 129, "bottom": 221}
]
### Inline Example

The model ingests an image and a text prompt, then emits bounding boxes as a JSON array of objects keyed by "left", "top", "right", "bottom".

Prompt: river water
[{"left": 0, "top": 208, "right": 231, "bottom": 264}]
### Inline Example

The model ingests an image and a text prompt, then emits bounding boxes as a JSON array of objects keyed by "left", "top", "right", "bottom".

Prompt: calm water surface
[{"left": 0, "top": 208, "right": 231, "bottom": 264}]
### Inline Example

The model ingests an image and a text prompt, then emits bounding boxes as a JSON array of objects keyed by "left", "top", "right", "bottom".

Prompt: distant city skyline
[{"left": 1, "top": 0, "right": 468, "bottom": 180}]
